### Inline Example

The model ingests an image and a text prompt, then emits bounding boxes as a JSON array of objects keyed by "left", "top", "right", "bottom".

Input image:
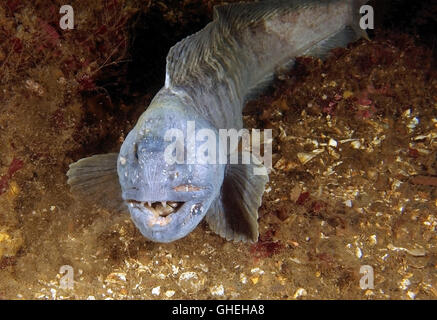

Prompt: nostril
[
  {"left": 134, "top": 143, "right": 139, "bottom": 160},
  {"left": 169, "top": 171, "right": 179, "bottom": 180}
]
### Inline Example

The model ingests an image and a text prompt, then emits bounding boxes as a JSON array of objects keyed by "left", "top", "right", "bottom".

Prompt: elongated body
[{"left": 67, "top": 0, "right": 368, "bottom": 243}]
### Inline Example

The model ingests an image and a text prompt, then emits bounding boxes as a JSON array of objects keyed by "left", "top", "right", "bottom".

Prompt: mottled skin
[{"left": 68, "top": 0, "right": 367, "bottom": 243}]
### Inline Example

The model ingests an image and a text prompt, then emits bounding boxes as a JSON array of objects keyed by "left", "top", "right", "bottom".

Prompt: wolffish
[{"left": 67, "top": 0, "right": 368, "bottom": 243}]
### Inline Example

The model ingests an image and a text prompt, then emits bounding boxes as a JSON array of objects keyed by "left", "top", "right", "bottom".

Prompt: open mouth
[
  {"left": 125, "top": 197, "right": 207, "bottom": 242},
  {"left": 127, "top": 200, "right": 184, "bottom": 217}
]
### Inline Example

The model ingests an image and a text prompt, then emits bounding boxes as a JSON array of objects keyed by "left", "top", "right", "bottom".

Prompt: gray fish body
[{"left": 67, "top": 0, "right": 368, "bottom": 243}]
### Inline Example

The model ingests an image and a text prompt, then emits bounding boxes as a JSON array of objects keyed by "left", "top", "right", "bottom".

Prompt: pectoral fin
[
  {"left": 205, "top": 154, "right": 268, "bottom": 243},
  {"left": 66, "top": 153, "right": 127, "bottom": 212}
]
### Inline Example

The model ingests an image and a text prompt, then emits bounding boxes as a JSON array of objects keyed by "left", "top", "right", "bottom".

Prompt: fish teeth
[
  {"left": 161, "top": 206, "right": 175, "bottom": 216},
  {"left": 168, "top": 202, "right": 178, "bottom": 208},
  {"left": 148, "top": 201, "right": 151, "bottom": 207},
  {"left": 161, "top": 201, "right": 167, "bottom": 207}
]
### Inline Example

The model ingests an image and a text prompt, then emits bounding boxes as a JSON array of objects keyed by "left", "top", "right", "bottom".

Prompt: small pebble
[
  {"left": 165, "top": 290, "right": 175, "bottom": 298},
  {"left": 293, "top": 288, "right": 307, "bottom": 299},
  {"left": 210, "top": 284, "right": 224, "bottom": 296},
  {"left": 355, "top": 247, "right": 363, "bottom": 259},
  {"left": 152, "top": 286, "right": 160, "bottom": 296}
]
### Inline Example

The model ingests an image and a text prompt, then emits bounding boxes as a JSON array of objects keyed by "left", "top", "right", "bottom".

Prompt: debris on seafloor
[
  {"left": 0, "top": 158, "right": 24, "bottom": 196},
  {"left": 0, "top": 228, "right": 23, "bottom": 263},
  {"left": 410, "top": 175, "right": 437, "bottom": 186}
]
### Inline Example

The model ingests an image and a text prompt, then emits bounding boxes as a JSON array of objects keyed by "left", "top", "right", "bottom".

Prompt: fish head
[{"left": 118, "top": 106, "right": 225, "bottom": 242}]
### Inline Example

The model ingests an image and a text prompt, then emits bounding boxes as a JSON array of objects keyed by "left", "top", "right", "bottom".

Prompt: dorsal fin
[
  {"left": 212, "top": 1, "right": 289, "bottom": 29},
  {"left": 165, "top": 0, "right": 367, "bottom": 130}
]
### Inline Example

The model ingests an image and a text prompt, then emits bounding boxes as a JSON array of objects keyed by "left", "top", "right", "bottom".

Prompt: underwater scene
[{"left": 0, "top": 0, "right": 436, "bottom": 300}]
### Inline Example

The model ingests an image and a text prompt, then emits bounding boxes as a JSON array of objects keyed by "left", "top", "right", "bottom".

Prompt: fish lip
[
  {"left": 122, "top": 185, "right": 214, "bottom": 242},
  {"left": 122, "top": 184, "right": 213, "bottom": 201},
  {"left": 126, "top": 199, "right": 200, "bottom": 229},
  {"left": 127, "top": 199, "right": 205, "bottom": 242}
]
